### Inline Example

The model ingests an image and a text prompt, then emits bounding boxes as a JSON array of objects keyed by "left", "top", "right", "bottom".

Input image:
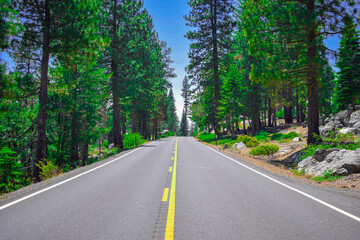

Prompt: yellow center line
[
  {"left": 171, "top": 157, "right": 174, "bottom": 160},
  {"left": 162, "top": 188, "right": 169, "bottom": 202},
  {"left": 165, "top": 139, "right": 178, "bottom": 240},
  {"left": 169, "top": 167, "right": 173, "bottom": 172}
]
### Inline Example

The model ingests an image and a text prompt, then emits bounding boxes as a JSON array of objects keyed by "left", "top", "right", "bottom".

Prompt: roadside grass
[{"left": 250, "top": 144, "right": 279, "bottom": 156}]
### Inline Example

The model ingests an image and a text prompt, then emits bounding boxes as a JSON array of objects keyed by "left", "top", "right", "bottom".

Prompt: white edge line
[
  {"left": 0, "top": 144, "right": 149, "bottom": 211},
  {"left": 193, "top": 138, "right": 360, "bottom": 223}
]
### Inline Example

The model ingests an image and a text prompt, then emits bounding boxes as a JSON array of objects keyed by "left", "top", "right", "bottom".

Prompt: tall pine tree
[
  {"left": 185, "top": 0, "right": 234, "bottom": 135},
  {"left": 334, "top": 17, "right": 360, "bottom": 112}
]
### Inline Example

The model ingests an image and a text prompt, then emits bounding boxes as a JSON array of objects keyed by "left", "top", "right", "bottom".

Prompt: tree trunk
[
  {"left": 110, "top": 0, "right": 124, "bottom": 150},
  {"left": 267, "top": 98, "right": 272, "bottom": 127},
  {"left": 70, "top": 88, "right": 79, "bottom": 165},
  {"left": 273, "top": 107, "right": 277, "bottom": 133},
  {"left": 80, "top": 120, "right": 89, "bottom": 167},
  {"left": 211, "top": 1, "right": 220, "bottom": 135},
  {"left": 306, "top": 0, "right": 320, "bottom": 144},
  {"left": 131, "top": 100, "right": 136, "bottom": 133},
  {"left": 34, "top": 0, "right": 50, "bottom": 183},
  {"left": 243, "top": 115, "right": 247, "bottom": 135},
  {"left": 296, "top": 89, "right": 300, "bottom": 123}
]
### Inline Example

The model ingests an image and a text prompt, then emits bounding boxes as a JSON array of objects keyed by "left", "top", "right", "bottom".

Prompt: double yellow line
[{"left": 164, "top": 139, "right": 178, "bottom": 240}]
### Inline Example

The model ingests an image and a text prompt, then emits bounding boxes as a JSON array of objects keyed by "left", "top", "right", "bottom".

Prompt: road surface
[{"left": 1, "top": 137, "right": 360, "bottom": 239}]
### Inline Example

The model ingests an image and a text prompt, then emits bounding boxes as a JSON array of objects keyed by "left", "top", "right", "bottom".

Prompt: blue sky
[{"left": 143, "top": 0, "right": 191, "bottom": 119}]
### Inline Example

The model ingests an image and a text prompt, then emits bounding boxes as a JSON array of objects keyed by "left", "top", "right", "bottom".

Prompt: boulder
[
  {"left": 292, "top": 137, "right": 303, "bottom": 142},
  {"left": 211, "top": 130, "right": 216, "bottom": 134},
  {"left": 233, "top": 141, "right": 246, "bottom": 150},
  {"left": 298, "top": 157, "right": 318, "bottom": 172},
  {"left": 338, "top": 127, "right": 360, "bottom": 136},
  {"left": 353, "top": 122, "right": 360, "bottom": 129},
  {"left": 222, "top": 143, "right": 229, "bottom": 150},
  {"left": 349, "top": 110, "right": 360, "bottom": 128},
  {"left": 108, "top": 143, "right": 115, "bottom": 151},
  {"left": 324, "top": 115, "right": 335, "bottom": 125},
  {"left": 320, "top": 120, "right": 342, "bottom": 138},
  {"left": 298, "top": 149, "right": 360, "bottom": 177},
  {"left": 334, "top": 109, "right": 351, "bottom": 127},
  {"left": 162, "top": 129, "right": 169, "bottom": 135},
  {"left": 313, "top": 148, "right": 339, "bottom": 162}
]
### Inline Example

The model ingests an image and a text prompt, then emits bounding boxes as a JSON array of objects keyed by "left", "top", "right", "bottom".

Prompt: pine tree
[
  {"left": 179, "top": 108, "right": 189, "bottom": 136},
  {"left": 185, "top": 0, "right": 235, "bottom": 135},
  {"left": 166, "top": 89, "right": 179, "bottom": 132},
  {"left": 334, "top": 17, "right": 360, "bottom": 112}
]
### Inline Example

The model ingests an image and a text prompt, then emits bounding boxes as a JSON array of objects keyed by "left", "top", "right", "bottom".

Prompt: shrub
[
  {"left": 123, "top": 133, "right": 146, "bottom": 149},
  {"left": 36, "top": 159, "right": 62, "bottom": 182},
  {"left": 197, "top": 131, "right": 217, "bottom": 142},
  {"left": 237, "top": 135, "right": 260, "bottom": 147},
  {"left": 168, "top": 131, "right": 175, "bottom": 137},
  {"left": 254, "top": 132, "right": 271, "bottom": 142},
  {"left": 193, "top": 130, "right": 199, "bottom": 137},
  {"left": 312, "top": 168, "right": 343, "bottom": 182},
  {"left": 0, "top": 147, "right": 23, "bottom": 193},
  {"left": 250, "top": 144, "right": 279, "bottom": 155}
]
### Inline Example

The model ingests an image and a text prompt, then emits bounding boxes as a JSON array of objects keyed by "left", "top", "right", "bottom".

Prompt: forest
[
  {"left": 186, "top": 0, "right": 360, "bottom": 142},
  {"left": 1, "top": 0, "right": 360, "bottom": 194},
  {"left": 0, "top": 0, "right": 180, "bottom": 192}
]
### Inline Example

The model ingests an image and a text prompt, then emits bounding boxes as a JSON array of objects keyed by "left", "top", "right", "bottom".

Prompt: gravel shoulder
[{"left": 197, "top": 139, "right": 360, "bottom": 201}]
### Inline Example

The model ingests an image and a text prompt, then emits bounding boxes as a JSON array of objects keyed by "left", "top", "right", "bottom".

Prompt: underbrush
[
  {"left": 249, "top": 144, "right": 279, "bottom": 155},
  {"left": 270, "top": 131, "right": 299, "bottom": 141},
  {"left": 254, "top": 132, "right": 271, "bottom": 142},
  {"left": 158, "top": 131, "right": 175, "bottom": 139},
  {"left": 312, "top": 168, "right": 343, "bottom": 182},
  {"left": 237, "top": 135, "right": 260, "bottom": 147},
  {"left": 123, "top": 133, "right": 146, "bottom": 149}
]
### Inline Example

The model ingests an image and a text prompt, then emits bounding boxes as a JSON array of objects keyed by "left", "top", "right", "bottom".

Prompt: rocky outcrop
[
  {"left": 349, "top": 110, "right": 360, "bottom": 128},
  {"left": 320, "top": 108, "right": 360, "bottom": 138},
  {"left": 298, "top": 149, "right": 360, "bottom": 177},
  {"left": 223, "top": 143, "right": 229, "bottom": 150}
]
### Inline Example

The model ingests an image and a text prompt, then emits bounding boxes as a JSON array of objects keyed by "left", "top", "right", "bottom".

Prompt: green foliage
[
  {"left": 123, "top": 133, "right": 146, "bottom": 149},
  {"left": 333, "top": 17, "right": 360, "bottom": 112},
  {"left": 271, "top": 132, "right": 300, "bottom": 140},
  {"left": 36, "top": 160, "right": 62, "bottom": 182},
  {"left": 0, "top": 147, "right": 23, "bottom": 193},
  {"left": 197, "top": 131, "right": 217, "bottom": 142},
  {"left": 312, "top": 168, "right": 343, "bottom": 182},
  {"left": 193, "top": 130, "right": 199, "bottom": 138},
  {"left": 291, "top": 168, "right": 306, "bottom": 177},
  {"left": 250, "top": 144, "right": 279, "bottom": 156},
  {"left": 254, "top": 132, "right": 271, "bottom": 142},
  {"left": 237, "top": 135, "right": 260, "bottom": 148}
]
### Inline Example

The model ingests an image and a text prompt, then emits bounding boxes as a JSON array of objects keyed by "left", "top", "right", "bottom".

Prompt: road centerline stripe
[
  {"left": 169, "top": 167, "right": 173, "bottom": 172},
  {"left": 164, "top": 138, "right": 178, "bottom": 239},
  {"left": 193, "top": 138, "right": 360, "bottom": 223},
  {"left": 162, "top": 188, "right": 169, "bottom": 202}
]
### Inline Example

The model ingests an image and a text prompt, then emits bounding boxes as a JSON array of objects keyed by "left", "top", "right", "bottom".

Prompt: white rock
[
  {"left": 292, "top": 137, "right": 303, "bottom": 142},
  {"left": 233, "top": 141, "right": 246, "bottom": 150}
]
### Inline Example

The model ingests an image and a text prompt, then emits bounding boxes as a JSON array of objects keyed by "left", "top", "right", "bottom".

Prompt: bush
[
  {"left": 312, "top": 168, "right": 343, "bottom": 182},
  {"left": 123, "top": 133, "right": 146, "bottom": 149},
  {"left": 250, "top": 144, "right": 279, "bottom": 156},
  {"left": 193, "top": 130, "right": 199, "bottom": 137},
  {"left": 0, "top": 147, "right": 23, "bottom": 193},
  {"left": 270, "top": 131, "right": 299, "bottom": 140},
  {"left": 254, "top": 132, "right": 271, "bottom": 142},
  {"left": 197, "top": 131, "right": 217, "bottom": 142},
  {"left": 237, "top": 135, "right": 260, "bottom": 147},
  {"left": 36, "top": 159, "right": 62, "bottom": 182}
]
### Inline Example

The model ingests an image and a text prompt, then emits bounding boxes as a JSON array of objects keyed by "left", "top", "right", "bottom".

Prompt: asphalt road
[{"left": 1, "top": 137, "right": 360, "bottom": 240}]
